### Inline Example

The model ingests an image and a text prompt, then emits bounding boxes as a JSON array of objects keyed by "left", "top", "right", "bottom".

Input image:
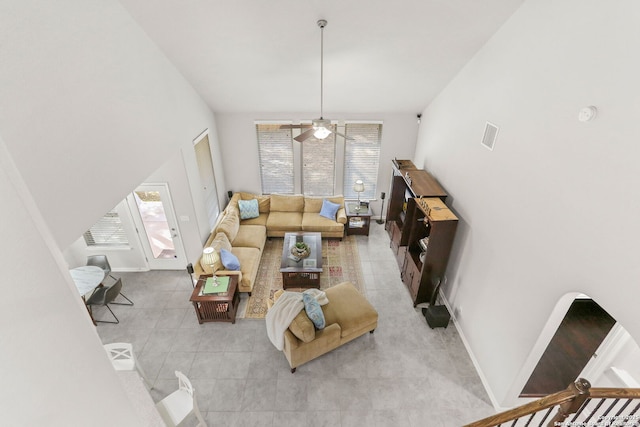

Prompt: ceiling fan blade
[
  {"left": 294, "top": 128, "right": 315, "bottom": 142},
  {"left": 280, "top": 124, "right": 312, "bottom": 130},
  {"left": 334, "top": 131, "right": 354, "bottom": 141}
]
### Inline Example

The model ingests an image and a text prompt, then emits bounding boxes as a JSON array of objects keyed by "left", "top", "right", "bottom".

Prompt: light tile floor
[{"left": 95, "top": 223, "right": 497, "bottom": 426}]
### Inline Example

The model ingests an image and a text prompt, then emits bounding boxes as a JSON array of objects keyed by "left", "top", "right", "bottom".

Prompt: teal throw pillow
[
  {"left": 302, "top": 292, "right": 325, "bottom": 329},
  {"left": 238, "top": 199, "right": 260, "bottom": 220},
  {"left": 220, "top": 248, "right": 240, "bottom": 270},
  {"left": 319, "top": 199, "right": 340, "bottom": 221}
]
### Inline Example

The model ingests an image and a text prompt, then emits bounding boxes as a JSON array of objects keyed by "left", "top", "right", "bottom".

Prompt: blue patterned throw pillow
[
  {"left": 238, "top": 199, "right": 259, "bottom": 220},
  {"left": 220, "top": 248, "right": 240, "bottom": 270},
  {"left": 319, "top": 199, "right": 340, "bottom": 221},
  {"left": 302, "top": 293, "right": 325, "bottom": 329}
]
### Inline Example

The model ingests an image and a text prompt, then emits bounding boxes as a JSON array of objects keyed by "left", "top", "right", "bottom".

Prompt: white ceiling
[{"left": 118, "top": 0, "right": 525, "bottom": 115}]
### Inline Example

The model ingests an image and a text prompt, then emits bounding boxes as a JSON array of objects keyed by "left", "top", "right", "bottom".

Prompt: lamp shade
[
  {"left": 353, "top": 180, "right": 365, "bottom": 193},
  {"left": 201, "top": 247, "right": 219, "bottom": 274}
]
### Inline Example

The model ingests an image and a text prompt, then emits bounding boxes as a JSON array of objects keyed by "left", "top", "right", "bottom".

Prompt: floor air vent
[{"left": 481, "top": 122, "right": 499, "bottom": 151}]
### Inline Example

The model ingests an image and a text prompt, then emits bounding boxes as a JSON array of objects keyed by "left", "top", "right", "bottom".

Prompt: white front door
[{"left": 127, "top": 183, "right": 187, "bottom": 270}]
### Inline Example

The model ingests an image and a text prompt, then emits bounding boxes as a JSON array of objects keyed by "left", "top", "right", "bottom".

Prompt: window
[
  {"left": 343, "top": 123, "right": 382, "bottom": 199},
  {"left": 83, "top": 209, "right": 129, "bottom": 247},
  {"left": 256, "top": 121, "right": 382, "bottom": 198},
  {"left": 302, "top": 133, "right": 335, "bottom": 196},
  {"left": 256, "top": 124, "right": 294, "bottom": 194}
]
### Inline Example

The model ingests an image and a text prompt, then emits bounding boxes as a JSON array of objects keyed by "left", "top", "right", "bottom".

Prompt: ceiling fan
[{"left": 281, "top": 19, "right": 352, "bottom": 143}]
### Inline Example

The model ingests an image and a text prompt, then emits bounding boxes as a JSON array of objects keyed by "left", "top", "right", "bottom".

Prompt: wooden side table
[
  {"left": 345, "top": 203, "right": 372, "bottom": 236},
  {"left": 189, "top": 274, "right": 239, "bottom": 324}
]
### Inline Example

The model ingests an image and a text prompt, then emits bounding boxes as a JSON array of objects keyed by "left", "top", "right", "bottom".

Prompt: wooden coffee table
[
  {"left": 280, "top": 232, "right": 323, "bottom": 289},
  {"left": 189, "top": 274, "right": 239, "bottom": 324}
]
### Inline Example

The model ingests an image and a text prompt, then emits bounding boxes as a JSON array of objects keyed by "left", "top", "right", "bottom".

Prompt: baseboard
[{"left": 440, "top": 290, "right": 511, "bottom": 412}]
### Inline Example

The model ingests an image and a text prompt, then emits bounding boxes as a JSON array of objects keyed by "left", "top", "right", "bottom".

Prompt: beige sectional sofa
[{"left": 194, "top": 192, "right": 348, "bottom": 294}]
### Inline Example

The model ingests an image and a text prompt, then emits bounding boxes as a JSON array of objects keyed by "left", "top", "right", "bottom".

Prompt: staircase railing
[{"left": 465, "top": 378, "right": 640, "bottom": 427}]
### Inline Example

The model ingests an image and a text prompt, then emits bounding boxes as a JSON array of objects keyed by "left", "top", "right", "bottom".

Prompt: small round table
[
  {"left": 69, "top": 266, "right": 105, "bottom": 325},
  {"left": 69, "top": 265, "right": 105, "bottom": 296}
]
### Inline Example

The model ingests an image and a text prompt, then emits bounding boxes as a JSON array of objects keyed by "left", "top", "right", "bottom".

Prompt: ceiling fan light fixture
[
  {"left": 312, "top": 118, "right": 331, "bottom": 139},
  {"left": 313, "top": 126, "right": 332, "bottom": 140}
]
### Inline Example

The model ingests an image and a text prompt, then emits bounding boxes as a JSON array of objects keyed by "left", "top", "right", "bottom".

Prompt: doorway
[
  {"left": 520, "top": 297, "right": 616, "bottom": 397},
  {"left": 193, "top": 130, "right": 220, "bottom": 230},
  {"left": 127, "top": 183, "right": 187, "bottom": 270}
]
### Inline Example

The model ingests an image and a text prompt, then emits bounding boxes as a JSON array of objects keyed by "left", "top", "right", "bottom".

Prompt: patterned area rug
[{"left": 243, "top": 235, "right": 365, "bottom": 319}]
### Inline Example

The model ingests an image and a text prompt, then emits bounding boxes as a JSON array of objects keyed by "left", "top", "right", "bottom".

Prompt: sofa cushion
[
  {"left": 217, "top": 210, "right": 240, "bottom": 242},
  {"left": 304, "top": 195, "right": 344, "bottom": 213},
  {"left": 301, "top": 213, "right": 344, "bottom": 233},
  {"left": 238, "top": 199, "right": 260, "bottom": 220},
  {"left": 319, "top": 199, "right": 341, "bottom": 221},
  {"left": 289, "top": 309, "right": 316, "bottom": 343},
  {"left": 270, "top": 194, "right": 304, "bottom": 212},
  {"left": 220, "top": 248, "right": 240, "bottom": 270},
  {"left": 272, "top": 290, "right": 316, "bottom": 343},
  {"left": 240, "top": 213, "right": 269, "bottom": 227},
  {"left": 322, "top": 282, "right": 378, "bottom": 338},
  {"left": 230, "top": 247, "right": 261, "bottom": 291},
  {"left": 232, "top": 224, "right": 267, "bottom": 251},
  {"left": 266, "top": 212, "right": 303, "bottom": 232},
  {"left": 239, "top": 192, "right": 271, "bottom": 213}
]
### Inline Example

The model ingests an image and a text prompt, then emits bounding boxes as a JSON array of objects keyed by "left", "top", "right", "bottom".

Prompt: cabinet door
[
  {"left": 397, "top": 246, "right": 407, "bottom": 272},
  {"left": 410, "top": 268, "right": 421, "bottom": 302}
]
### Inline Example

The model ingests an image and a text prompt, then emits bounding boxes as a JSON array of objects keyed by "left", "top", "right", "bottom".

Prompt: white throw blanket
[{"left": 265, "top": 289, "right": 328, "bottom": 351}]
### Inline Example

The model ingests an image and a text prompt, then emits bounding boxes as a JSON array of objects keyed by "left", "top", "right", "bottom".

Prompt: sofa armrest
[
  {"left": 284, "top": 323, "right": 341, "bottom": 351},
  {"left": 193, "top": 261, "right": 205, "bottom": 278},
  {"left": 192, "top": 265, "right": 243, "bottom": 282},
  {"left": 215, "top": 270, "right": 243, "bottom": 281},
  {"left": 336, "top": 208, "right": 347, "bottom": 224}
]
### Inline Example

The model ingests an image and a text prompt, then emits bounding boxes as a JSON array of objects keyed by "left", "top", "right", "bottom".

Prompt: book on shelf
[
  {"left": 418, "top": 237, "right": 429, "bottom": 252},
  {"left": 203, "top": 275, "right": 230, "bottom": 295},
  {"left": 349, "top": 217, "right": 365, "bottom": 228}
]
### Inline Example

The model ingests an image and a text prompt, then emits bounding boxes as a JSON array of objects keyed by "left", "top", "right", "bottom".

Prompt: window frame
[
  {"left": 83, "top": 208, "right": 130, "bottom": 248},
  {"left": 255, "top": 120, "right": 382, "bottom": 199}
]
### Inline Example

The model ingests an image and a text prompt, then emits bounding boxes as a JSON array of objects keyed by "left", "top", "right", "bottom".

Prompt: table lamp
[
  {"left": 201, "top": 247, "right": 219, "bottom": 284},
  {"left": 353, "top": 179, "right": 365, "bottom": 212}
]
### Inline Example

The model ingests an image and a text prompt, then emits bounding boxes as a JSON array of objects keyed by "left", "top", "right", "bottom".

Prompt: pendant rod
[{"left": 318, "top": 19, "right": 327, "bottom": 119}]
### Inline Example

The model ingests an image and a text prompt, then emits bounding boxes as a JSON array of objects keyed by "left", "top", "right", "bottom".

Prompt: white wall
[
  {"left": 216, "top": 112, "right": 418, "bottom": 218},
  {"left": 0, "top": 0, "right": 221, "bottom": 251},
  {"left": 0, "top": 137, "right": 139, "bottom": 426},
  {"left": 0, "top": 0, "right": 224, "bottom": 424},
  {"left": 414, "top": 0, "right": 640, "bottom": 407}
]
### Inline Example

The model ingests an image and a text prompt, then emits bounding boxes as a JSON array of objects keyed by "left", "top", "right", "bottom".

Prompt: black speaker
[
  {"left": 377, "top": 192, "right": 386, "bottom": 224},
  {"left": 186, "top": 263, "right": 195, "bottom": 288},
  {"left": 227, "top": 190, "right": 233, "bottom": 199},
  {"left": 423, "top": 306, "right": 450, "bottom": 329}
]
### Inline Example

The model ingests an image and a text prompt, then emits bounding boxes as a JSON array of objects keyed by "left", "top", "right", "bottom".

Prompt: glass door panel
[{"left": 134, "top": 190, "right": 176, "bottom": 259}]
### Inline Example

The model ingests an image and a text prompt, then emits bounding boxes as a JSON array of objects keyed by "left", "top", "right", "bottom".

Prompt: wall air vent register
[{"left": 481, "top": 121, "right": 499, "bottom": 151}]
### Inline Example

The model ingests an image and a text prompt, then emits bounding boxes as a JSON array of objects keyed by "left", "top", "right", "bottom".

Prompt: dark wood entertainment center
[{"left": 385, "top": 159, "right": 458, "bottom": 306}]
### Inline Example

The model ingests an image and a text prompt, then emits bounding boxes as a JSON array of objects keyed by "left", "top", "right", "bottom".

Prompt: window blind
[
  {"left": 302, "top": 133, "right": 335, "bottom": 196},
  {"left": 256, "top": 124, "right": 294, "bottom": 194},
  {"left": 83, "top": 210, "right": 129, "bottom": 247},
  {"left": 343, "top": 123, "right": 382, "bottom": 199}
]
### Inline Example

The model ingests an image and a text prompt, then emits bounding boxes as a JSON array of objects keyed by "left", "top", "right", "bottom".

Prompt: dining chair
[
  {"left": 103, "top": 343, "right": 152, "bottom": 388},
  {"left": 85, "top": 278, "right": 133, "bottom": 324},
  {"left": 86, "top": 255, "right": 134, "bottom": 306},
  {"left": 86, "top": 255, "right": 117, "bottom": 281},
  {"left": 155, "top": 371, "right": 207, "bottom": 427}
]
